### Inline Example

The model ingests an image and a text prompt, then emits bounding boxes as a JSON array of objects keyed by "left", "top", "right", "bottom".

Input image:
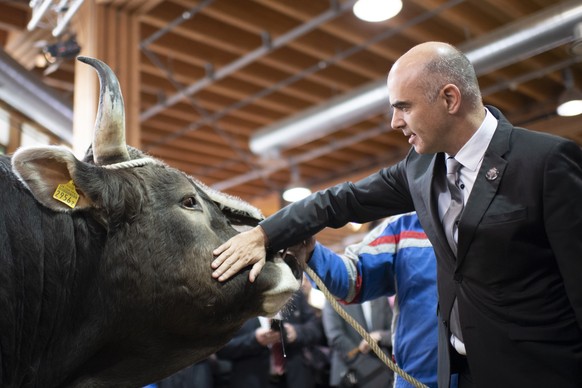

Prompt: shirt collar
[{"left": 447, "top": 107, "right": 497, "bottom": 172}]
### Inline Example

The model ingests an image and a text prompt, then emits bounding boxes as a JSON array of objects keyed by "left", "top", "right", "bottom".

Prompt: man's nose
[{"left": 390, "top": 112, "right": 404, "bottom": 131}]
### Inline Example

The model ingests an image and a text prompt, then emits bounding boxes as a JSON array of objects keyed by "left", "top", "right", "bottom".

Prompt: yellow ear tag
[{"left": 53, "top": 180, "right": 80, "bottom": 209}]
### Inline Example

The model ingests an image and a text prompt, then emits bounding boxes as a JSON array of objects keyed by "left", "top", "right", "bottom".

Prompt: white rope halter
[{"left": 101, "top": 157, "right": 158, "bottom": 170}]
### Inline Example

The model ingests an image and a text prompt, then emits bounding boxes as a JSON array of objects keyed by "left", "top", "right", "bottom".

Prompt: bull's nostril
[
  {"left": 265, "top": 252, "right": 276, "bottom": 262},
  {"left": 282, "top": 253, "right": 303, "bottom": 280}
]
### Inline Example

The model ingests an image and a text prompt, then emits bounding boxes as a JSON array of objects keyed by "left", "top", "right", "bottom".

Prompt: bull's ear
[{"left": 11, "top": 146, "right": 96, "bottom": 212}]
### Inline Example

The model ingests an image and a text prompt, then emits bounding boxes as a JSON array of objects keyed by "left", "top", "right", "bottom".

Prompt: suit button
[{"left": 454, "top": 273, "right": 463, "bottom": 282}]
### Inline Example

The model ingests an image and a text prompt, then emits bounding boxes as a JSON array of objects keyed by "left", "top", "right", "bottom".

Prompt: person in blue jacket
[{"left": 308, "top": 212, "right": 456, "bottom": 388}]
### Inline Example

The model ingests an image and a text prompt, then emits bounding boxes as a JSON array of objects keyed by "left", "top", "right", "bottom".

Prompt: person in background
[
  {"left": 322, "top": 295, "right": 393, "bottom": 388},
  {"left": 212, "top": 41, "right": 582, "bottom": 387},
  {"left": 215, "top": 289, "right": 323, "bottom": 388},
  {"left": 312, "top": 212, "right": 455, "bottom": 388},
  {"left": 300, "top": 274, "right": 332, "bottom": 388}
]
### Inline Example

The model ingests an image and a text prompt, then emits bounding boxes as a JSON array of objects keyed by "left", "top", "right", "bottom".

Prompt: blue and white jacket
[{"left": 308, "top": 212, "right": 447, "bottom": 388}]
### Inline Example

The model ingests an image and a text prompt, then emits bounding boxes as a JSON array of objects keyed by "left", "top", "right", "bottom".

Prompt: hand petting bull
[{"left": 0, "top": 57, "right": 303, "bottom": 387}]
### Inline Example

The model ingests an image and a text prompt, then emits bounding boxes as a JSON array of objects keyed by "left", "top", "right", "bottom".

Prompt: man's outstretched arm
[{"left": 212, "top": 225, "right": 269, "bottom": 282}]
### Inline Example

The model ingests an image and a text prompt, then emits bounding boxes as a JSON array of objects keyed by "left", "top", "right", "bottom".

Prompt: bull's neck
[{"left": 8, "top": 210, "right": 109, "bottom": 386}]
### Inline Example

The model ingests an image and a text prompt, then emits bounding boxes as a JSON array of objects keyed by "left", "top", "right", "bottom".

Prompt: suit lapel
[{"left": 456, "top": 110, "right": 512, "bottom": 264}]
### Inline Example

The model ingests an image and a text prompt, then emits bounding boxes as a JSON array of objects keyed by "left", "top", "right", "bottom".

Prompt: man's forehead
[
  {"left": 387, "top": 71, "right": 413, "bottom": 102},
  {"left": 390, "top": 58, "right": 421, "bottom": 80}
]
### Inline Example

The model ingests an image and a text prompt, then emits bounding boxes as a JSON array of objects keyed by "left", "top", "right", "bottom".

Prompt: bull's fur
[{"left": 0, "top": 58, "right": 301, "bottom": 387}]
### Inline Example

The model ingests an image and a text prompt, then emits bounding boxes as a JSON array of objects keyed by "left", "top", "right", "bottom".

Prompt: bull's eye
[{"left": 181, "top": 196, "right": 200, "bottom": 210}]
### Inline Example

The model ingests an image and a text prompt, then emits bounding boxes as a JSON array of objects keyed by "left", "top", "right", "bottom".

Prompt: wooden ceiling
[{"left": 1, "top": 0, "right": 582, "bottom": 250}]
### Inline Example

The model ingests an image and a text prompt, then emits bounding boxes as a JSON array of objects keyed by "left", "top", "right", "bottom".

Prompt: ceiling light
[
  {"left": 353, "top": 0, "right": 403, "bottom": 23},
  {"left": 282, "top": 164, "right": 312, "bottom": 203},
  {"left": 557, "top": 89, "right": 582, "bottom": 117},
  {"left": 557, "top": 68, "right": 582, "bottom": 117},
  {"left": 282, "top": 186, "right": 312, "bottom": 203}
]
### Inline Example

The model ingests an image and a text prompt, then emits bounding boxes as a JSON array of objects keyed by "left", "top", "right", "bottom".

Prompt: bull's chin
[{"left": 260, "top": 261, "right": 301, "bottom": 316}]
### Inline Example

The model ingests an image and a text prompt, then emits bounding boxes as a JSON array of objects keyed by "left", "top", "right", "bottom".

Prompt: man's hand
[
  {"left": 212, "top": 226, "right": 267, "bottom": 282},
  {"left": 255, "top": 327, "right": 281, "bottom": 347},
  {"left": 283, "top": 323, "right": 297, "bottom": 343},
  {"left": 358, "top": 331, "right": 382, "bottom": 354}
]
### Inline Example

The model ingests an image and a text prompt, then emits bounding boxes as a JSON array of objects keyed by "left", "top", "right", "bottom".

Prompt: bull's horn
[{"left": 77, "top": 56, "right": 130, "bottom": 165}]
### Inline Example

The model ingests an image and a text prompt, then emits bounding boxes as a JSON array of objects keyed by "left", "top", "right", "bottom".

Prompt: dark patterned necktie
[
  {"left": 443, "top": 157, "right": 463, "bottom": 255},
  {"left": 443, "top": 157, "right": 464, "bottom": 343}
]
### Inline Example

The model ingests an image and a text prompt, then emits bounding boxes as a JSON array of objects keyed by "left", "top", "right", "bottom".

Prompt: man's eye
[{"left": 181, "top": 196, "right": 198, "bottom": 209}]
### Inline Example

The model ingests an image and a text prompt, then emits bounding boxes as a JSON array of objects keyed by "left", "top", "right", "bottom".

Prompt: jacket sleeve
[
  {"left": 308, "top": 218, "right": 399, "bottom": 303},
  {"left": 260, "top": 160, "right": 413, "bottom": 253},
  {"left": 308, "top": 242, "right": 354, "bottom": 301}
]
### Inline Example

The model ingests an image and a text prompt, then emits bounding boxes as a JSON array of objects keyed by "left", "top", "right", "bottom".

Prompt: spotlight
[
  {"left": 557, "top": 88, "right": 582, "bottom": 117},
  {"left": 282, "top": 186, "right": 312, "bottom": 203},
  {"left": 557, "top": 68, "right": 582, "bottom": 117},
  {"left": 282, "top": 164, "right": 311, "bottom": 203},
  {"left": 353, "top": 0, "right": 403, "bottom": 23}
]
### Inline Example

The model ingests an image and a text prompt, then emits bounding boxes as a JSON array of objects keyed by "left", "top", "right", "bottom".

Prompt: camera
[
  {"left": 270, "top": 318, "right": 282, "bottom": 331},
  {"left": 270, "top": 318, "right": 287, "bottom": 340}
]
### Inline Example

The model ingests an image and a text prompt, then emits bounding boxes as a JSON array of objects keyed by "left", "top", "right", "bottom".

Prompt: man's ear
[
  {"left": 12, "top": 146, "right": 96, "bottom": 212},
  {"left": 441, "top": 84, "right": 461, "bottom": 114}
]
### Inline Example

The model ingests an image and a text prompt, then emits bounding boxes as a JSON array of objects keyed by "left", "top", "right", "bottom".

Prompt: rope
[
  {"left": 304, "top": 266, "right": 428, "bottom": 388},
  {"left": 101, "top": 157, "right": 158, "bottom": 169}
]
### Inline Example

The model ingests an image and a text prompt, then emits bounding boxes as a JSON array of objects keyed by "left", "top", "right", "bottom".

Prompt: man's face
[{"left": 387, "top": 67, "right": 449, "bottom": 155}]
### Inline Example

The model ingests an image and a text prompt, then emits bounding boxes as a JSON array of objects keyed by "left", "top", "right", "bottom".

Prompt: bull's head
[{"left": 9, "top": 57, "right": 302, "bottom": 385}]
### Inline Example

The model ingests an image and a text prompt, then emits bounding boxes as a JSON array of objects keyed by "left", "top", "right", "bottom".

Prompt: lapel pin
[{"left": 485, "top": 167, "right": 499, "bottom": 181}]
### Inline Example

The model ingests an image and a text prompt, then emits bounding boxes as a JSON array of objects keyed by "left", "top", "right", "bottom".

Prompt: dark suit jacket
[
  {"left": 322, "top": 297, "right": 393, "bottom": 387},
  {"left": 215, "top": 291, "right": 323, "bottom": 388},
  {"left": 261, "top": 106, "right": 582, "bottom": 387}
]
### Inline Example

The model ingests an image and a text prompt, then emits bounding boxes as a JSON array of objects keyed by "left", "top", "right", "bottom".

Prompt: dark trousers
[
  {"left": 456, "top": 356, "right": 474, "bottom": 388},
  {"left": 269, "top": 373, "right": 288, "bottom": 388}
]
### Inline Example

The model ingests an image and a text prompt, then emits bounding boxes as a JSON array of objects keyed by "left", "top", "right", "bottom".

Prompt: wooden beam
[
  {"left": 7, "top": 110, "right": 21, "bottom": 154},
  {"left": 72, "top": 0, "right": 141, "bottom": 156},
  {"left": 0, "top": 5, "right": 29, "bottom": 31}
]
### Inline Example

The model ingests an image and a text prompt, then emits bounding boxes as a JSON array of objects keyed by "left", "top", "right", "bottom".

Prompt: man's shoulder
[
  {"left": 490, "top": 105, "right": 575, "bottom": 149},
  {"left": 508, "top": 126, "right": 578, "bottom": 157}
]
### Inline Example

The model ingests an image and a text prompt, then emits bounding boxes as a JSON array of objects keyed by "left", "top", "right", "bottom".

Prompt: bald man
[{"left": 212, "top": 42, "right": 582, "bottom": 388}]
